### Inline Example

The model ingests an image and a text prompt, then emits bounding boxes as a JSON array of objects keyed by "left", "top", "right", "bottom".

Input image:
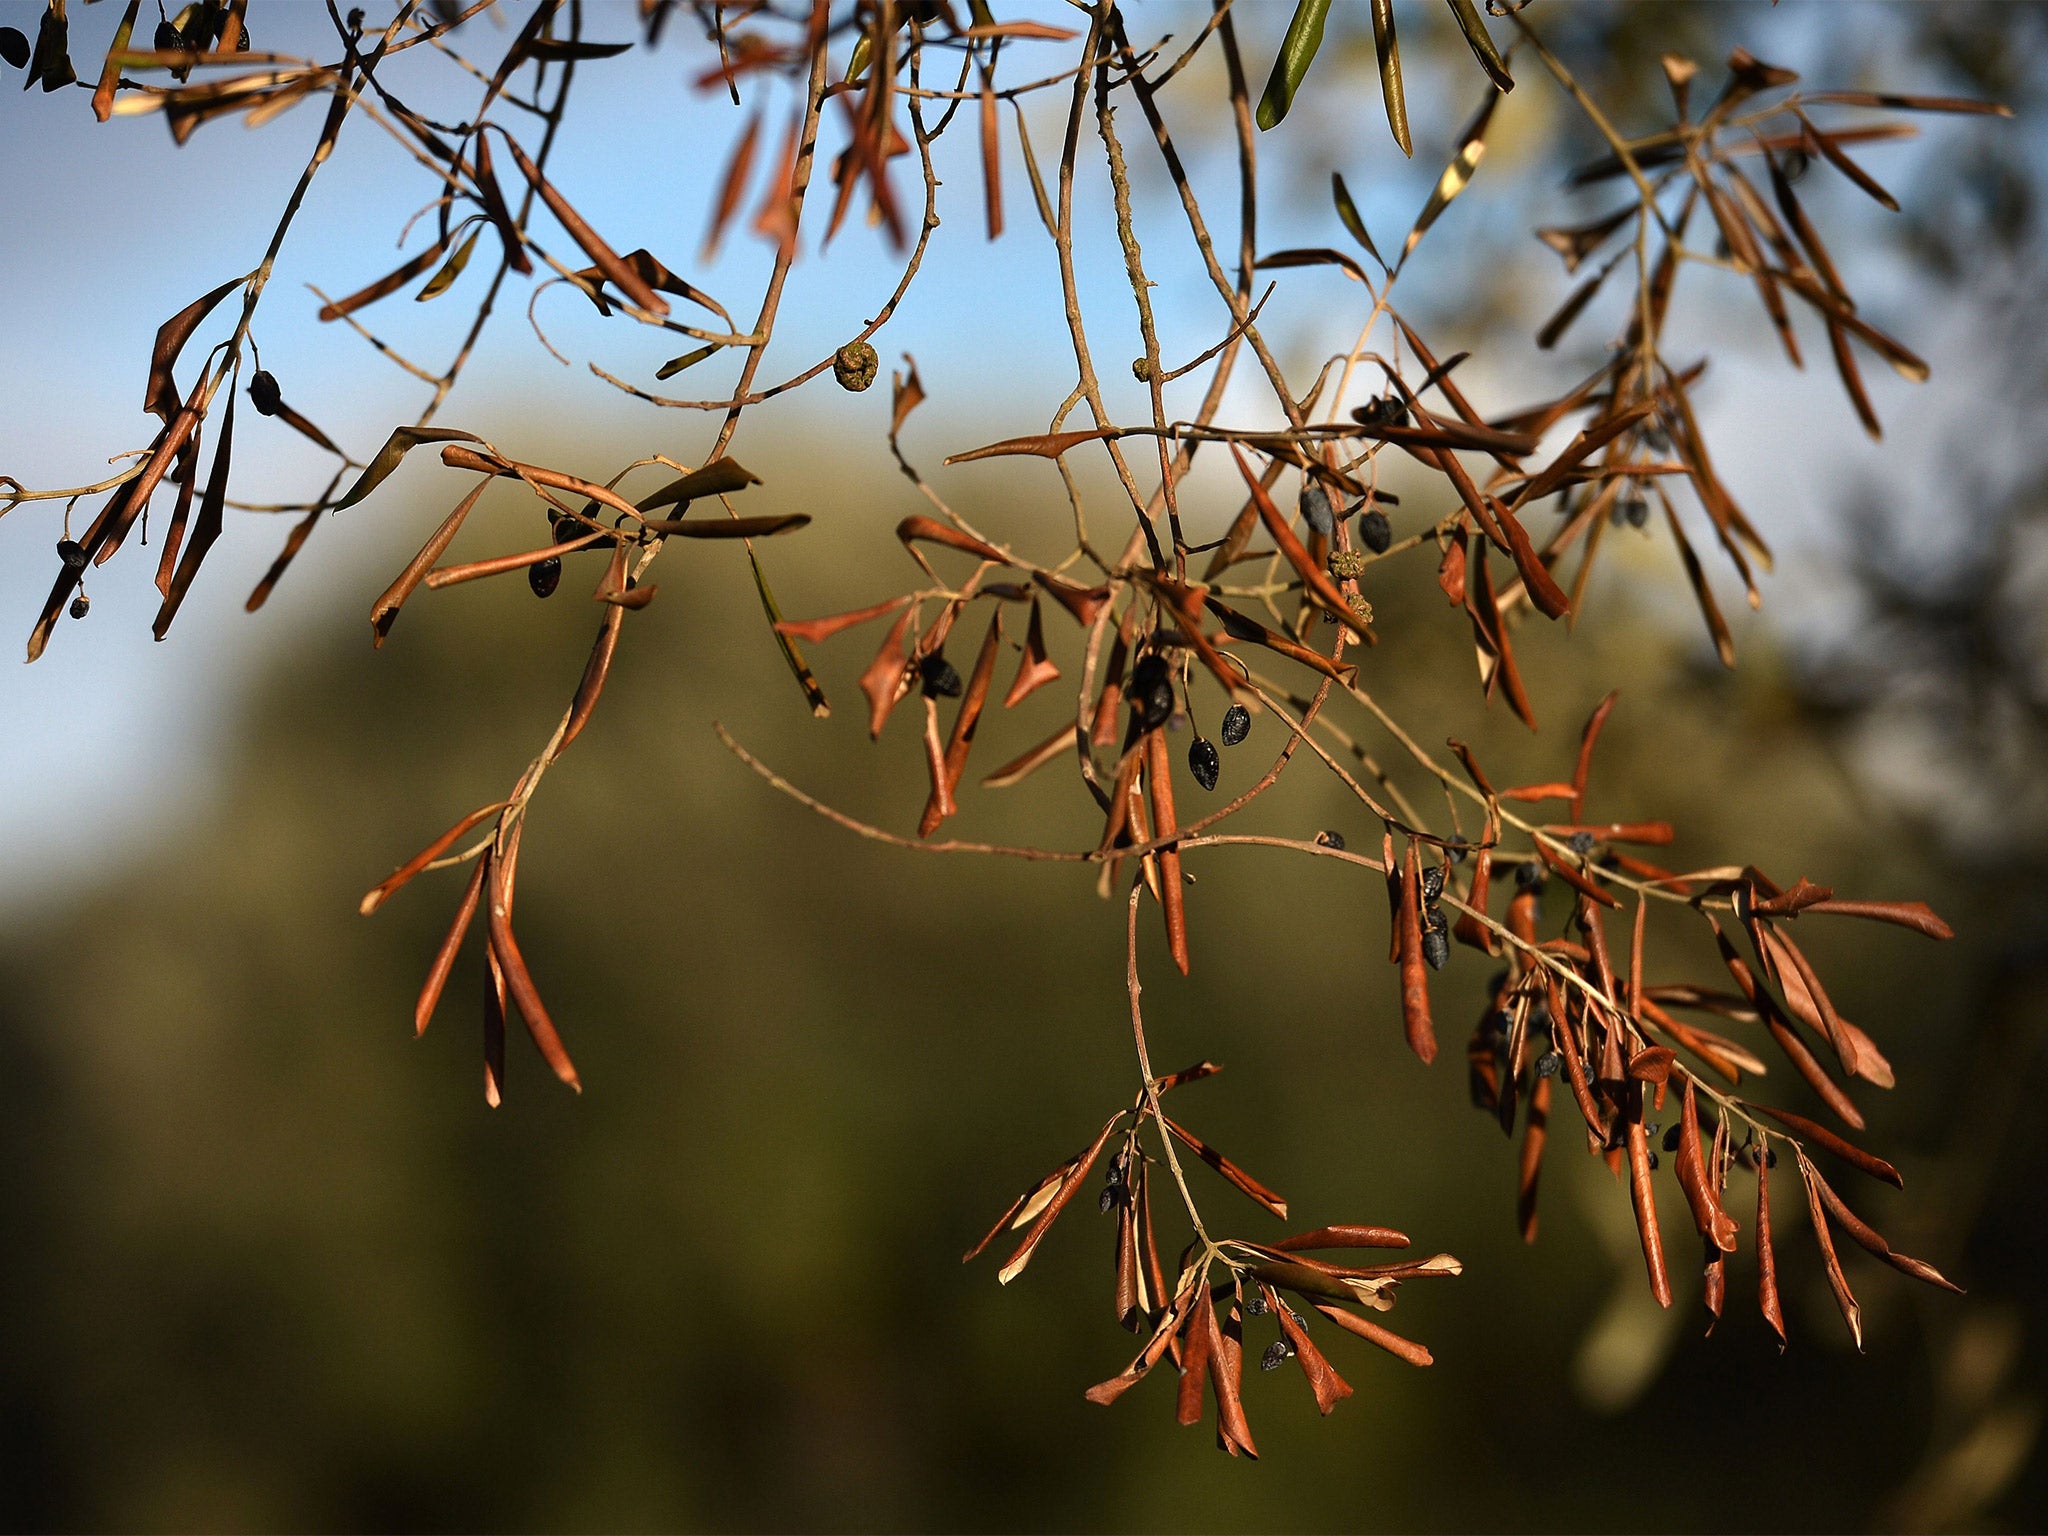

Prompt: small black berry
[
  {"left": 1421, "top": 863, "right": 1446, "bottom": 904},
  {"left": 1663, "top": 1123, "right": 1683, "bottom": 1153},
  {"left": 1568, "top": 830, "right": 1597, "bottom": 855},
  {"left": 1643, "top": 1121, "right": 1661, "bottom": 1140},
  {"left": 57, "top": 539, "right": 87, "bottom": 571},
  {"left": 1259, "top": 1341, "right": 1291, "bottom": 1372},
  {"left": 1357, "top": 508, "right": 1392, "bottom": 554},
  {"left": 1245, "top": 1291, "right": 1268, "bottom": 1316},
  {"left": 1220, "top": 702, "right": 1251, "bottom": 746},
  {"left": 1646, "top": 1151, "right": 1660, "bottom": 1171},
  {"left": 1299, "top": 482, "right": 1334, "bottom": 537},
  {"left": 919, "top": 652, "right": 963, "bottom": 699},
  {"left": 1315, "top": 829, "right": 1346, "bottom": 851},
  {"left": 248, "top": 369, "right": 283, "bottom": 417},
  {"left": 1188, "top": 737, "right": 1220, "bottom": 792},
  {"left": 528, "top": 556, "right": 561, "bottom": 597},
  {"left": 1514, "top": 860, "right": 1546, "bottom": 891},
  {"left": 1129, "top": 655, "right": 1173, "bottom": 729},
  {"left": 1535, "top": 1050, "right": 1562, "bottom": 1079},
  {"left": 1097, "top": 1185, "right": 1120, "bottom": 1215},
  {"left": 1421, "top": 927, "right": 1450, "bottom": 971},
  {"left": 68, "top": 593, "right": 90, "bottom": 620}
]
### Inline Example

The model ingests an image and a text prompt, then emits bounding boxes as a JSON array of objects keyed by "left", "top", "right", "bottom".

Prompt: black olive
[
  {"left": 1623, "top": 495, "right": 1649, "bottom": 529},
  {"left": 1514, "top": 860, "right": 1547, "bottom": 892},
  {"left": 1646, "top": 1151, "right": 1660, "bottom": 1171},
  {"left": 1535, "top": 1050, "right": 1562, "bottom": 1079},
  {"left": 1568, "top": 830, "right": 1597, "bottom": 855},
  {"left": 1643, "top": 1121, "right": 1661, "bottom": 1140},
  {"left": 57, "top": 538, "right": 87, "bottom": 571},
  {"left": 1421, "top": 863, "right": 1446, "bottom": 904},
  {"left": 1245, "top": 1291, "right": 1268, "bottom": 1316},
  {"left": 1128, "top": 654, "right": 1173, "bottom": 729},
  {"left": 1259, "top": 1341, "right": 1291, "bottom": 1371},
  {"left": 528, "top": 556, "right": 561, "bottom": 597},
  {"left": 1299, "top": 482, "right": 1334, "bottom": 537},
  {"left": 68, "top": 593, "right": 90, "bottom": 620},
  {"left": 0, "top": 26, "right": 30, "bottom": 69},
  {"left": 1188, "top": 737, "right": 1220, "bottom": 792},
  {"left": 248, "top": 370, "right": 282, "bottom": 417},
  {"left": 919, "top": 652, "right": 963, "bottom": 699},
  {"left": 1315, "top": 829, "right": 1346, "bottom": 851},
  {"left": 1220, "top": 702, "right": 1251, "bottom": 747},
  {"left": 1421, "top": 927, "right": 1450, "bottom": 971},
  {"left": 1357, "top": 508, "right": 1392, "bottom": 554},
  {"left": 1097, "top": 1185, "right": 1120, "bottom": 1215}
]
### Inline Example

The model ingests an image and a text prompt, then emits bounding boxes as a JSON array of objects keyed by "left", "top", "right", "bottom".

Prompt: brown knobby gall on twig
[{"left": 1, "top": 0, "right": 2009, "bottom": 1447}]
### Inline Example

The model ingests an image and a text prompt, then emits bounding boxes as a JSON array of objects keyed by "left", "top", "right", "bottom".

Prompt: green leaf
[
  {"left": 414, "top": 225, "right": 482, "bottom": 302},
  {"left": 1369, "top": 0, "right": 1410, "bottom": 157},
  {"left": 654, "top": 344, "right": 717, "bottom": 380},
  {"left": 1254, "top": 0, "right": 1333, "bottom": 132},
  {"left": 1331, "top": 173, "right": 1388, "bottom": 274},
  {"left": 1401, "top": 88, "right": 1502, "bottom": 267},
  {"left": 334, "top": 427, "right": 483, "bottom": 511},
  {"left": 1445, "top": 0, "right": 1513, "bottom": 94}
]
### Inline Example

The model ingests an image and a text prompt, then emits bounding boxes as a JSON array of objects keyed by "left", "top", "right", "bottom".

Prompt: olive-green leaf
[
  {"left": 1445, "top": 0, "right": 1513, "bottom": 94},
  {"left": 1402, "top": 88, "right": 1502, "bottom": 267},
  {"left": 654, "top": 344, "right": 717, "bottom": 380},
  {"left": 334, "top": 427, "right": 484, "bottom": 511},
  {"left": 1369, "top": 0, "right": 1410, "bottom": 157},
  {"left": 415, "top": 225, "right": 481, "bottom": 302},
  {"left": 1331, "top": 173, "right": 1388, "bottom": 274},
  {"left": 1255, "top": 0, "right": 1332, "bottom": 132}
]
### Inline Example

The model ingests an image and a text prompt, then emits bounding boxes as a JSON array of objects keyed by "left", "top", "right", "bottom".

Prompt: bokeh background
[{"left": 1, "top": 1, "right": 2045, "bottom": 1529}]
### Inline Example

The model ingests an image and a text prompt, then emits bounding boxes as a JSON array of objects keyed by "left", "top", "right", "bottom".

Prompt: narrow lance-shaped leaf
[
  {"left": 416, "top": 224, "right": 483, "bottom": 301},
  {"left": 1402, "top": 88, "right": 1501, "bottom": 265},
  {"left": 151, "top": 388, "right": 236, "bottom": 641},
  {"left": 146, "top": 276, "right": 245, "bottom": 423},
  {"left": 1368, "top": 0, "right": 1409, "bottom": 156},
  {"left": 335, "top": 426, "right": 483, "bottom": 510},
  {"left": 1254, "top": 0, "right": 1332, "bottom": 132}
]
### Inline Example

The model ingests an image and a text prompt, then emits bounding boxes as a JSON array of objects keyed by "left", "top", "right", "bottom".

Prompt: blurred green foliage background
[{"left": 1, "top": 1, "right": 2045, "bottom": 1531}]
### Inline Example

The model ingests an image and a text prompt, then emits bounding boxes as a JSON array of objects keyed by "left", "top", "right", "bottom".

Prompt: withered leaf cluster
[{"left": 2, "top": 0, "right": 2009, "bottom": 1450}]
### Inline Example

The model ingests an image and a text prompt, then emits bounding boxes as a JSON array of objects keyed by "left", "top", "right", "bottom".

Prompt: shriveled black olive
[
  {"left": 1568, "top": 830, "right": 1596, "bottom": 855},
  {"left": 528, "top": 556, "right": 561, "bottom": 597},
  {"left": 919, "top": 652, "right": 963, "bottom": 699},
  {"left": 1097, "top": 1185, "right": 1120, "bottom": 1215},
  {"left": 1220, "top": 702, "right": 1251, "bottom": 746},
  {"left": 68, "top": 593, "right": 90, "bottom": 620},
  {"left": 1535, "top": 1050, "right": 1562, "bottom": 1079},
  {"left": 1188, "top": 737, "right": 1220, "bottom": 791},
  {"left": 1421, "top": 927, "right": 1450, "bottom": 971},
  {"left": 1646, "top": 1151, "right": 1661, "bottom": 1171},
  {"left": 1357, "top": 508, "right": 1392, "bottom": 554},
  {"left": 1315, "top": 829, "right": 1346, "bottom": 851},
  {"left": 1128, "top": 654, "right": 1173, "bottom": 729},
  {"left": 57, "top": 538, "right": 87, "bottom": 570},
  {"left": 248, "top": 369, "right": 282, "bottom": 417},
  {"left": 1259, "top": 1341, "right": 1291, "bottom": 1371},
  {"left": 1514, "top": 860, "right": 1547, "bottom": 891},
  {"left": 1245, "top": 1291, "right": 1268, "bottom": 1316},
  {"left": 1421, "top": 862, "right": 1446, "bottom": 904}
]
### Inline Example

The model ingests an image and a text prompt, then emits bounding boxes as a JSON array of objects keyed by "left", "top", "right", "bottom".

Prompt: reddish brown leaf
[
  {"left": 1398, "top": 839, "right": 1438, "bottom": 1064},
  {"left": 1162, "top": 1117, "right": 1287, "bottom": 1219},
  {"left": 415, "top": 857, "right": 487, "bottom": 1038},
  {"left": 1798, "top": 1153, "right": 1864, "bottom": 1351},
  {"left": 1627, "top": 1115, "right": 1673, "bottom": 1307}
]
